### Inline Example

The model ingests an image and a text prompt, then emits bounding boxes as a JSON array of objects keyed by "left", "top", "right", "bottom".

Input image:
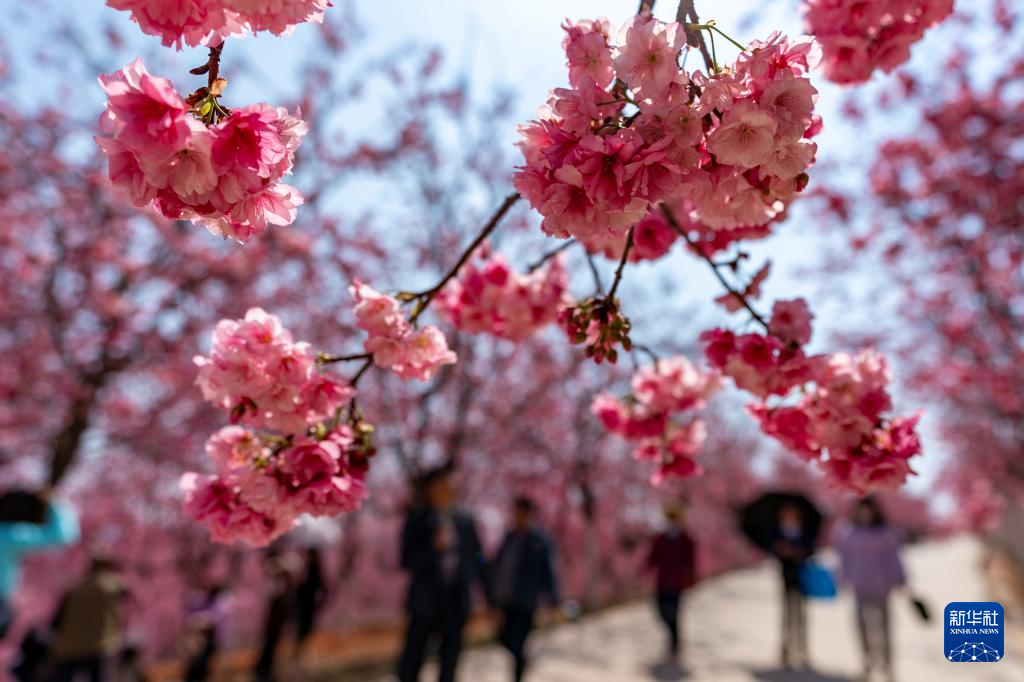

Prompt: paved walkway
[{"left": 372, "top": 536, "right": 1023, "bottom": 681}]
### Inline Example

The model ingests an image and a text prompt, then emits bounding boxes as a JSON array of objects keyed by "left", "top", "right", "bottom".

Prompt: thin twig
[
  {"left": 408, "top": 192, "right": 520, "bottom": 323},
  {"left": 319, "top": 351, "right": 372, "bottom": 365},
  {"left": 637, "top": 0, "right": 657, "bottom": 15},
  {"left": 607, "top": 226, "right": 635, "bottom": 300},
  {"left": 710, "top": 24, "right": 747, "bottom": 51},
  {"left": 585, "top": 252, "right": 605, "bottom": 294},
  {"left": 526, "top": 238, "right": 576, "bottom": 274},
  {"left": 346, "top": 357, "right": 375, "bottom": 410},
  {"left": 678, "top": 0, "right": 715, "bottom": 73},
  {"left": 632, "top": 343, "right": 661, "bottom": 364},
  {"left": 329, "top": 194, "right": 521, "bottom": 397},
  {"left": 659, "top": 204, "right": 770, "bottom": 330}
]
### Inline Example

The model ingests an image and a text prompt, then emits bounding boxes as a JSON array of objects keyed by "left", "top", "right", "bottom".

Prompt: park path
[{"left": 368, "top": 536, "right": 1023, "bottom": 682}]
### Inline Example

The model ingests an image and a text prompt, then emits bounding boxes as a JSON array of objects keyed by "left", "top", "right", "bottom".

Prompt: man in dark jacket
[
  {"left": 397, "top": 464, "right": 487, "bottom": 682},
  {"left": 490, "top": 497, "right": 559, "bottom": 682},
  {"left": 646, "top": 502, "right": 697, "bottom": 662}
]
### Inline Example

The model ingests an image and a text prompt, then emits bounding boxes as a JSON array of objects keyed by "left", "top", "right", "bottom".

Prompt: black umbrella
[{"left": 739, "top": 491, "right": 823, "bottom": 553}]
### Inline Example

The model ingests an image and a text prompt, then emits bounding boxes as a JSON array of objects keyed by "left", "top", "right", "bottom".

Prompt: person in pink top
[{"left": 837, "top": 497, "right": 906, "bottom": 682}]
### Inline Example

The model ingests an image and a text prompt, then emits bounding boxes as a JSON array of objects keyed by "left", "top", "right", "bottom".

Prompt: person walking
[
  {"left": 294, "top": 547, "right": 328, "bottom": 657},
  {"left": 838, "top": 497, "right": 906, "bottom": 682},
  {"left": 771, "top": 502, "right": 816, "bottom": 670},
  {"left": 490, "top": 497, "right": 560, "bottom": 682},
  {"left": 645, "top": 502, "right": 697, "bottom": 663},
  {"left": 397, "top": 464, "right": 487, "bottom": 682},
  {"left": 0, "top": 489, "right": 80, "bottom": 640},
  {"left": 252, "top": 548, "right": 301, "bottom": 682},
  {"left": 182, "top": 584, "right": 226, "bottom": 682},
  {"left": 50, "top": 556, "right": 126, "bottom": 682}
]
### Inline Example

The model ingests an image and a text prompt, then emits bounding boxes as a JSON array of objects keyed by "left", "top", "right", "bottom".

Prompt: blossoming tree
[
  {"left": 0, "top": 0, "right": 967, "bottom": 662},
  {"left": 70, "top": 0, "right": 947, "bottom": 547},
  {"left": 809, "top": 0, "right": 1022, "bottom": 535}
]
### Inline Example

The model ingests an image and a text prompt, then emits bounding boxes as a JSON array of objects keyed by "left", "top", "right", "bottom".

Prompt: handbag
[
  {"left": 799, "top": 561, "right": 837, "bottom": 599},
  {"left": 909, "top": 594, "right": 931, "bottom": 622}
]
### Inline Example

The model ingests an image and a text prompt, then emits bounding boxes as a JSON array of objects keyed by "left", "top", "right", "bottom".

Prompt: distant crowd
[{"left": 1, "top": 467, "right": 911, "bottom": 682}]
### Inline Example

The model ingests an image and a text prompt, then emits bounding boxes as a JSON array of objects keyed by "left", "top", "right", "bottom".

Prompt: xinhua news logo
[{"left": 945, "top": 602, "right": 1004, "bottom": 663}]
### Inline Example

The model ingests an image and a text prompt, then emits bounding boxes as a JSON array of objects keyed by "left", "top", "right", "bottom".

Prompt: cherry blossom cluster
[
  {"left": 107, "top": 0, "right": 332, "bottom": 49},
  {"left": 560, "top": 296, "right": 632, "bottom": 364},
  {"left": 186, "top": 308, "right": 374, "bottom": 546},
  {"left": 351, "top": 282, "right": 458, "bottom": 381},
  {"left": 701, "top": 299, "right": 922, "bottom": 493},
  {"left": 194, "top": 308, "right": 352, "bottom": 433},
  {"left": 182, "top": 423, "right": 370, "bottom": 547},
  {"left": 803, "top": 0, "right": 954, "bottom": 84},
  {"left": 514, "top": 17, "right": 821, "bottom": 246},
  {"left": 436, "top": 247, "right": 571, "bottom": 342},
  {"left": 592, "top": 356, "right": 721, "bottom": 483},
  {"left": 96, "top": 59, "right": 306, "bottom": 243}
]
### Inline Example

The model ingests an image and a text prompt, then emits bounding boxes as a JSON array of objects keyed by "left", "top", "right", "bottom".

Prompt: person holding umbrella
[
  {"left": 740, "top": 492, "right": 822, "bottom": 671},
  {"left": 774, "top": 502, "right": 817, "bottom": 669}
]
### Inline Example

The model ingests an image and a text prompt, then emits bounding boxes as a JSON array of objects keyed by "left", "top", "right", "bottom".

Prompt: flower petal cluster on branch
[
  {"left": 593, "top": 356, "right": 721, "bottom": 483},
  {"left": 702, "top": 299, "right": 922, "bottom": 493},
  {"left": 194, "top": 308, "right": 351, "bottom": 433},
  {"left": 186, "top": 309, "right": 371, "bottom": 546},
  {"left": 107, "top": 0, "right": 332, "bottom": 49},
  {"left": 351, "top": 283, "right": 457, "bottom": 381},
  {"left": 182, "top": 424, "right": 367, "bottom": 547},
  {"left": 514, "top": 18, "right": 821, "bottom": 246},
  {"left": 436, "top": 247, "right": 571, "bottom": 342},
  {"left": 803, "top": 0, "right": 953, "bottom": 84},
  {"left": 97, "top": 59, "right": 306, "bottom": 243}
]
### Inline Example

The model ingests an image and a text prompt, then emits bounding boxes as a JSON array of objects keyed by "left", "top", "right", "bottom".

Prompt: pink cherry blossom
[
  {"left": 211, "top": 105, "right": 288, "bottom": 176},
  {"left": 562, "top": 18, "right": 615, "bottom": 89},
  {"left": 221, "top": 0, "right": 332, "bottom": 37},
  {"left": 387, "top": 327, "right": 458, "bottom": 382},
  {"left": 769, "top": 298, "right": 814, "bottom": 345},
  {"left": 705, "top": 102, "right": 779, "bottom": 168},
  {"left": 205, "top": 425, "right": 269, "bottom": 474},
  {"left": 350, "top": 282, "right": 458, "bottom": 381},
  {"left": 708, "top": 304, "right": 920, "bottom": 493},
  {"left": 96, "top": 60, "right": 307, "bottom": 243},
  {"left": 517, "top": 23, "right": 819, "bottom": 242},
  {"left": 98, "top": 58, "right": 194, "bottom": 155},
  {"left": 613, "top": 18, "right": 686, "bottom": 98},
  {"left": 631, "top": 356, "right": 720, "bottom": 413},
  {"left": 592, "top": 356, "right": 719, "bottom": 482},
  {"left": 803, "top": 0, "right": 954, "bottom": 84},
  {"left": 194, "top": 307, "right": 353, "bottom": 432},
  {"left": 180, "top": 472, "right": 295, "bottom": 547},
  {"left": 106, "top": 0, "right": 332, "bottom": 50},
  {"left": 436, "top": 248, "right": 571, "bottom": 341},
  {"left": 350, "top": 281, "right": 409, "bottom": 338}
]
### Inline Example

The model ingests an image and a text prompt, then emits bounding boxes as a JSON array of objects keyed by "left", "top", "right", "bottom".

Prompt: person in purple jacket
[
  {"left": 838, "top": 497, "right": 906, "bottom": 682},
  {"left": 645, "top": 502, "right": 697, "bottom": 662}
]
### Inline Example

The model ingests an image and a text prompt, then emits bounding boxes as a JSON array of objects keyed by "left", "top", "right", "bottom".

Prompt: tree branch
[
  {"left": 525, "top": 238, "right": 575, "bottom": 273},
  {"left": 406, "top": 192, "right": 520, "bottom": 323},
  {"left": 660, "top": 203, "right": 770, "bottom": 330},
  {"left": 607, "top": 226, "right": 635, "bottom": 301},
  {"left": 678, "top": 0, "right": 715, "bottom": 73}
]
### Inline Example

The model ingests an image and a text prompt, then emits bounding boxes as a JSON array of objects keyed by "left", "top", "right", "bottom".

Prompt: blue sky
[{"left": 5, "top": 0, "right": 962, "bottom": 497}]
